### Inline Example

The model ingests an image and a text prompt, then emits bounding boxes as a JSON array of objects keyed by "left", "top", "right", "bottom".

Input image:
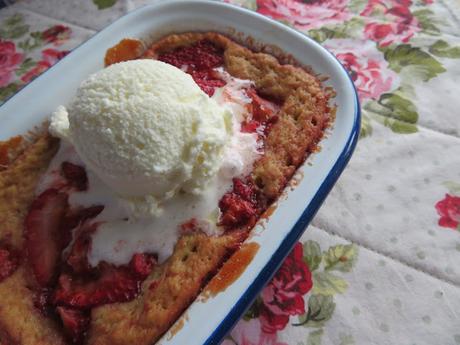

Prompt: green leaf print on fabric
[
  {"left": 0, "top": 83, "right": 20, "bottom": 103},
  {"left": 307, "top": 18, "right": 364, "bottom": 43},
  {"left": 307, "top": 28, "right": 345, "bottom": 44},
  {"left": 339, "top": 334, "right": 356, "bottom": 345},
  {"left": 303, "top": 240, "right": 322, "bottom": 271},
  {"left": 0, "top": 14, "right": 29, "bottom": 39},
  {"left": 384, "top": 118, "right": 418, "bottom": 134},
  {"left": 429, "top": 40, "right": 460, "bottom": 59},
  {"left": 384, "top": 44, "right": 445, "bottom": 81},
  {"left": 348, "top": 0, "right": 368, "bottom": 14},
  {"left": 18, "top": 32, "right": 44, "bottom": 52},
  {"left": 364, "top": 90, "right": 419, "bottom": 134},
  {"left": 379, "top": 93, "right": 418, "bottom": 123},
  {"left": 295, "top": 295, "right": 336, "bottom": 327},
  {"left": 93, "top": 0, "right": 117, "bottom": 10},
  {"left": 243, "top": 297, "right": 262, "bottom": 320},
  {"left": 293, "top": 241, "right": 358, "bottom": 343},
  {"left": 312, "top": 271, "right": 348, "bottom": 295},
  {"left": 228, "top": 0, "right": 257, "bottom": 10},
  {"left": 307, "top": 329, "right": 324, "bottom": 345},
  {"left": 324, "top": 244, "right": 358, "bottom": 272},
  {"left": 15, "top": 58, "right": 36, "bottom": 76},
  {"left": 360, "top": 113, "right": 373, "bottom": 138},
  {"left": 443, "top": 181, "right": 460, "bottom": 195},
  {"left": 413, "top": 9, "right": 441, "bottom": 36}
]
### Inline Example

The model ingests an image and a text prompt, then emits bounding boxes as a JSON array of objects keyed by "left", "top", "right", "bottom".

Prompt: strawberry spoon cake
[{"left": 0, "top": 32, "right": 333, "bottom": 345}]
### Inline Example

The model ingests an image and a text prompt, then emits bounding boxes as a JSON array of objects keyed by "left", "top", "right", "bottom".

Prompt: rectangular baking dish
[{"left": 0, "top": 1, "right": 360, "bottom": 344}]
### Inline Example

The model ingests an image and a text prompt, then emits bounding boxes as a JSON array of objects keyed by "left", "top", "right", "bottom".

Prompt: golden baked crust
[
  {"left": 0, "top": 134, "right": 64, "bottom": 345},
  {"left": 88, "top": 231, "right": 245, "bottom": 345},
  {"left": 145, "top": 32, "right": 331, "bottom": 200},
  {"left": 0, "top": 33, "right": 332, "bottom": 345}
]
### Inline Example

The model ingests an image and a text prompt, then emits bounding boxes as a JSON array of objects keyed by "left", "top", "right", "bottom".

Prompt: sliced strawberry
[
  {"left": 130, "top": 253, "right": 156, "bottom": 279},
  {"left": 0, "top": 241, "right": 19, "bottom": 282},
  {"left": 25, "top": 189, "right": 68, "bottom": 286},
  {"left": 66, "top": 222, "right": 99, "bottom": 275},
  {"left": 241, "top": 120, "right": 260, "bottom": 133},
  {"left": 219, "top": 192, "right": 257, "bottom": 229},
  {"left": 56, "top": 306, "right": 90, "bottom": 344},
  {"left": 61, "top": 162, "right": 88, "bottom": 191},
  {"left": 61, "top": 205, "right": 104, "bottom": 251},
  {"left": 65, "top": 206, "right": 104, "bottom": 228},
  {"left": 53, "top": 263, "right": 142, "bottom": 309},
  {"left": 246, "top": 88, "right": 278, "bottom": 122}
]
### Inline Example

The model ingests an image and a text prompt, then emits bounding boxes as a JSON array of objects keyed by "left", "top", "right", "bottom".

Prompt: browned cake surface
[
  {"left": 145, "top": 32, "right": 331, "bottom": 200},
  {"left": 0, "top": 32, "right": 332, "bottom": 345},
  {"left": 0, "top": 135, "right": 64, "bottom": 345},
  {"left": 88, "top": 231, "right": 245, "bottom": 345}
]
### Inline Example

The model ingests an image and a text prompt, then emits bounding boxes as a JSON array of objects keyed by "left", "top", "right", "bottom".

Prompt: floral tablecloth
[{"left": 1, "top": 0, "right": 459, "bottom": 344}]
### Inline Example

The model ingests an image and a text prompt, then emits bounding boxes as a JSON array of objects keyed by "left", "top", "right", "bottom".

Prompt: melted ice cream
[{"left": 38, "top": 72, "right": 260, "bottom": 266}]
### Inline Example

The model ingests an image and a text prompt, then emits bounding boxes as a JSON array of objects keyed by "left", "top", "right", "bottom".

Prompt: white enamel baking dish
[{"left": 0, "top": 1, "right": 360, "bottom": 344}]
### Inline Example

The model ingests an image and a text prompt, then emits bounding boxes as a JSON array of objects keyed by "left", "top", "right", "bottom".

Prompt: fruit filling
[
  {"left": 0, "top": 238, "right": 20, "bottom": 282},
  {"left": 158, "top": 40, "right": 226, "bottom": 96}
]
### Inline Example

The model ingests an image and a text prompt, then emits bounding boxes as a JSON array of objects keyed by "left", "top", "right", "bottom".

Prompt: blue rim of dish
[
  {"left": 0, "top": 1, "right": 360, "bottom": 344},
  {"left": 201, "top": 3, "right": 361, "bottom": 345}
]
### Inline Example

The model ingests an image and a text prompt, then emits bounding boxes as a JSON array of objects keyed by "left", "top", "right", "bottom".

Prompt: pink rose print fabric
[
  {"left": 223, "top": 319, "right": 288, "bottom": 345},
  {"left": 435, "top": 194, "right": 460, "bottom": 230},
  {"left": 257, "top": 0, "right": 352, "bottom": 30},
  {"left": 21, "top": 48, "right": 68, "bottom": 83},
  {"left": 0, "top": 14, "right": 71, "bottom": 103},
  {"left": 42, "top": 25, "right": 71, "bottom": 46},
  {"left": 0, "top": 40, "right": 23, "bottom": 87},
  {"left": 325, "top": 39, "right": 398, "bottom": 101},
  {"left": 260, "top": 243, "right": 312, "bottom": 333},
  {"left": 361, "top": 0, "right": 420, "bottom": 47},
  {"left": 223, "top": 242, "right": 314, "bottom": 345}
]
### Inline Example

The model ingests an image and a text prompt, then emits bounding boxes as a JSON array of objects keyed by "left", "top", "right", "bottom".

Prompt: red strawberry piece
[
  {"left": 0, "top": 241, "right": 19, "bottom": 282},
  {"left": 61, "top": 205, "right": 104, "bottom": 251},
  {"left": 246, "top": 88, "right": 278, "bottom": 122},
  {"left": 33, "top": 288, "right": 53, "bottom": 316},
  {"left": 63, "top": 206, "right": 104, "bottom": 231},
  {"left": 240, "top": 120, "right": 260, "bottom": 133},
  {"left": 66, "top": 222, "right": 99, "bottom": 275},
  {"left": 180, "top": 218, "right": 201, "bottom": 235},
  {"left": 232, "top": 178, "right": 256, "bottom": 203},
  {"left": 61, "top": 162, "right": 88, "bottom": 191},
  {"left": 190, "top": 69, "right": 226, "bottom": 96},
  {"left": 25, "top": 189, "right": 68, "bottom": 286},
  {"left": 194, "top": 78, "right": 226, "bottom": 96},
  {"left": 56, "top": 306, "right": 89, "bottom": 344},
  {"left": 53, "top": 264, "right": 142, "bottom": 308},
  {"left": 218, "top": 192, "right": 257, "bottom": 229},
  {"left": 130, "top": 253, "right": 156, "bottom": 279}
]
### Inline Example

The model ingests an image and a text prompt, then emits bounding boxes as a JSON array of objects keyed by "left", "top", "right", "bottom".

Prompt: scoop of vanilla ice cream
[{"left": 50, "top": 59, "right": 232, "bottom": 201}]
